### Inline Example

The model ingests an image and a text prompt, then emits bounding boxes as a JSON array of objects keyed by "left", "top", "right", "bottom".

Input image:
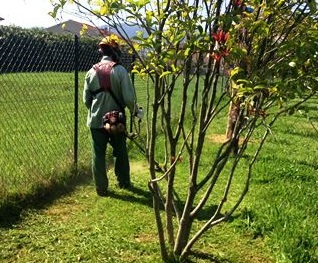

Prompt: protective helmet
[{"left": 99, "top": 35, "right": 120, "bottom": 49}]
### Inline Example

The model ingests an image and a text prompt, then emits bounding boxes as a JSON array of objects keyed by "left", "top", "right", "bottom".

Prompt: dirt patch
[
  {"left": 134, "top": 233, "right": 157, "bottom": 243},
  {"left": 44, "top": 198, "right": 82, "bottom": 222},
  {"left": 207, "top": 134, "right": 228, "bottom": 144},
  {"left": 131, "top": 161, "right": 148, "bottom": 174},
  {"left": 207, "top": 133, "right": 259, "bottom": 145}
]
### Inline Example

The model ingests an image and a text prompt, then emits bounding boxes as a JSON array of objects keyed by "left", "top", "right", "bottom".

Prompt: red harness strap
[{"left": 93, "top": 61, "right": 117, "bottom": 91}]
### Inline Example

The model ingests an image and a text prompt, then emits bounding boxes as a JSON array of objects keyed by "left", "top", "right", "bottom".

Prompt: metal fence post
[{"left": 74, "top": 34, "right": 79, "bottom": 170}]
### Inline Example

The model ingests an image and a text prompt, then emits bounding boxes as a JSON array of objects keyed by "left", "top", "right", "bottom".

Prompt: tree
[{"left": 51, "top": 0, "right": 318, "bottom": 261}]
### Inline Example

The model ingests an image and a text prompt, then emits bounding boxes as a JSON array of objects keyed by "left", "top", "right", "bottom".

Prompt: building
[{"left": 46, "top": 19, "right": 109, "bottom": 37}]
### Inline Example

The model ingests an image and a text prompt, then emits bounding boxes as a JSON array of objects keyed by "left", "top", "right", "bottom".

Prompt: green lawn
[{"left": 0, "top": 72, "right": 317, "bottom": 262}]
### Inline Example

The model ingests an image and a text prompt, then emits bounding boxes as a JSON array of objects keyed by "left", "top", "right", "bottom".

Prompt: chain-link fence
[{"left": 0, "top": 27, "right": 138, "bottom": 205}]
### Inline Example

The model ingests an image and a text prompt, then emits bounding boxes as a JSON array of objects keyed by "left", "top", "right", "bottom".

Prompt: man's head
[{"left": 98, "top": 35, "right": 122, "bottom": 61}]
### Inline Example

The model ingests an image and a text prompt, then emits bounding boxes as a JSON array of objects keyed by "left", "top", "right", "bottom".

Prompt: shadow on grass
[
  {"left": 107, "top": 185, "right": 153, "bottom": 207},
  {"left": 187, "top": 251, "right": 230, "bottom": 263},
  {"left": 0, "top": 168, "right": 92, "bottom": 228},
  {"left": 0, "top": 169, "right": 154, "bottom": 229}
]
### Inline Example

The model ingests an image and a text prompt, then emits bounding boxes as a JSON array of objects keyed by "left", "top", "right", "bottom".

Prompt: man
[{"left": 83, "top": 35, "right": 138, "bottom": 197}]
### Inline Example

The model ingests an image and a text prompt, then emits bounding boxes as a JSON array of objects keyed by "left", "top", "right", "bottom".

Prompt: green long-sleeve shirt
[{"left": 83, "top": 56, "right": 137, "bottom": 128}]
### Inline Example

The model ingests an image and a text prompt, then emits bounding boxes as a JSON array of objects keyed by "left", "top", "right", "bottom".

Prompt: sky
[{"left": 0, "top": 0, "right": 95, "bottom": 28}]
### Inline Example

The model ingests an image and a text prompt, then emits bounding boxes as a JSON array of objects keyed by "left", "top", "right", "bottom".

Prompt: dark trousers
[{"left": 90, "top": 128, "right": 130, "bottom": 190}]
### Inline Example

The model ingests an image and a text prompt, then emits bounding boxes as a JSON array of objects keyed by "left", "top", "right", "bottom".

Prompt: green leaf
[
  {"left": 110, "top": 2, "right": 120, "bottom": 9},
  {"left": 230, "top": 67, "right": 244, "bottom": 78},
  {"left": 308, "top": 0, "right": 317, "bottom": 14},
  {"left": 160, "top": 71, "right": 171, "bottom": 78},
  {"left": 49, "top": 5, "right": 61, "bottom": 18},
  {"left": 254, "top": 85, "right": 266, "bottom": 90},
  {"left": 184, "top": 47, "right": 191, "bottom": 57},
  {"left": 135, "top": 0, "right": 150, "bottom": 8},
  {"left": 197, "top": 25, "right": 203, "bottom": 34},
  {"left": 237, "top": 79, "right": 250, "bottom": 85}
]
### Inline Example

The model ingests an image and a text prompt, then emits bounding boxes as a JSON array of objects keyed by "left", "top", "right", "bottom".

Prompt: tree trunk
[{"left": 226, "top": 95, "right": 241, "bottom": 155}]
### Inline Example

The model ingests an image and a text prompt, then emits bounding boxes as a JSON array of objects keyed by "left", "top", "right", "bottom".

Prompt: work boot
[
  {"left": 118, "top": 182, "right": 131, "bottom": 189},
  {"left": 96, "top": 188, "right": 108, "bottom": 197}
]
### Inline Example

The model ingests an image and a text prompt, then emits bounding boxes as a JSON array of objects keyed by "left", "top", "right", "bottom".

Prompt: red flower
[
  {"left": 211, "top": 49, "right": 230, "bottom": 61},
  {"left": 221, "top": 48, "right": 230, "bottom": 57},
  {"left": 212, "top": 30, "right": 230, "bottom": 44},
  {"left": 211, "top": 52, "right": 222, "bottom": 61},
  {"left": 233, "top": 0, "right": 243, "bottom": 7},
  {"left": 211, "top": 30, "right": 230, "bottom": 61}
]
